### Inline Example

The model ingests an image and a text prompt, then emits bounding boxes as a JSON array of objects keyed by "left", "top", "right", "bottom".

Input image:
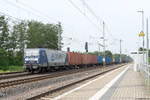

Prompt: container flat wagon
[{"left": 24, "top": 48, "right": 129, "bottom": 73}]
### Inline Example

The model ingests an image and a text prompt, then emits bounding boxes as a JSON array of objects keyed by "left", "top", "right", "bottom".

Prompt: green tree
[
  {"left": 16, "top": 21, "right": 28, "bottom": 53},
  {"left": 104, "top": 50, "right": 113, "bottom": 58},
  {"left": 9, "top": 26, "right": 18, "bottom": 51},
  {"left": 113, "top": 53, "right": 120, "bottom": 58},
  {"left": 0, "top": 16, "right": 62, "bottom": 67},
  {"left": 88, "top": 50, "right": 112, "bottom": 58},
  {"left": 0, "top": 16, "right": 9, "bottom": 50},
  {"left": 0, "top": 48, "right": 9, "bottom": 66},
  {"left": 88, "top": 51, "right": 103, "bottom": 56},
  {"left": 0, "top": 16, "right": 10, "bottom": 66},
  {"left": 27, "top": 21, "right": 60, "bottom": 49},
  {"left": 57, "top": 22, "right": 63, "bottom": 50},
  {"left": 8, "top": 21, "right": 28, "bottom": 65}
]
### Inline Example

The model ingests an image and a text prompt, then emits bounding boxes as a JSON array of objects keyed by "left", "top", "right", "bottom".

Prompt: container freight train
[{"left": 24, "top": 48, "right": 121, "bottom": 73}]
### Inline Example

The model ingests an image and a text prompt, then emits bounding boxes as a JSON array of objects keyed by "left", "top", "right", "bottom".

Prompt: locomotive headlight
[
  {"left": 32, "top": 66, "right": 38, "bottom": 69},
  {"left": 24, "top": 61, "right": 27, "bottom": 64}
]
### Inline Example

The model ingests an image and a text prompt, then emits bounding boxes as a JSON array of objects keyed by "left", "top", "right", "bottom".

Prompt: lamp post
[
  {"left": 137, "top": 10, "right": 145, "bottom": 64},
  {"left": 146, "top": 18, "right": 149, "bottom": 65},
  {"left": 103, "top": 21, "right": 105, "bottom": 66}
]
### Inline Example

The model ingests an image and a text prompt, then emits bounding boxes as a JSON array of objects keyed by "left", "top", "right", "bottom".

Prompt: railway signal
[{"left": 85, "top": 42, "right": 88, "bottom": 52}]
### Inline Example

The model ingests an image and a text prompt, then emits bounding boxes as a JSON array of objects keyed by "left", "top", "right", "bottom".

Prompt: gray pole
[
  {"left": 58, "top": 22, "right": 61, "bottom": 50},
  {"left": 142, "top": 11, "right": 145, "bottom": 64},
  {"left": 120, "top": 39, "right": 122, "bottom": 62},
  {"left": 146, "top": 18, "right": 150, "bottom": 86},
  {"left": 98, "top": 43, "right": 100, "bottom": 56},
  {"left": 137, "top": 10, "right": 145, "bottom": 64},
  {"left": 146, "top": 18, "right": 149, "bottom": 65},
  {"left": 103, "top": 21, "right": 105, "bottom": 66},
  {"left": 142, "top": 11, "right": 144, "bottom": 32}
]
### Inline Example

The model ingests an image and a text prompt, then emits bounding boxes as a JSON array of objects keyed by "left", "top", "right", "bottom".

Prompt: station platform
[{"left": 43, "top": 64, "right": 150, "bottom": 100}]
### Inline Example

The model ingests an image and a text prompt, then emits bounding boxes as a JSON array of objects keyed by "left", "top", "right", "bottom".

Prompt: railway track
[
  {"left": 0, "top": 66, "right": 102, "bottom": 81},
  {"left": 0, "top": 64, "right": 126, "bottom": 100},
  {"left": 0, "top": 71, "right": 25, "bottom": 75},
  {"left": 0, "top": 71, "right": 30, "bottom": 80},
  {"left": 0, "top": 64, "right": 124, "bottom": 88},
  {"left": 0, "top": 65, "right": 106, "bottom": 88},
  {"left": 25, "top": 64, "right": 126, "bottom": 100},
  {"left": 0, "top": 67, "right": 97, "bottom": 81}
]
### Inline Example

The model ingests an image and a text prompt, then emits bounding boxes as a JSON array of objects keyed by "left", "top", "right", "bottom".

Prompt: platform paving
[
  {"left": 42, "top": 64, "right": 150, "bottom": 100},
  {"left": 108, "top": 66, "right": 150, "bottom": 100}
]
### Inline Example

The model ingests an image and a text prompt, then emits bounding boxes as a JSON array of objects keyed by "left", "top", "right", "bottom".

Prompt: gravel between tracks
[
  {"left": 0, "top": 72, "right": 29, "bottom": 80},
  {"left": 0, "top": 64, "right": 124, "bottom": 100},
  {"left": 0, "top": 71, "right": 25, "bottom": 75}
]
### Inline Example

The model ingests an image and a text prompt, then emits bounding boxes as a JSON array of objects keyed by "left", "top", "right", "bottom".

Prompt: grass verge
[{"left": 0, "top": 66, "right": 24, "bottom": 73}]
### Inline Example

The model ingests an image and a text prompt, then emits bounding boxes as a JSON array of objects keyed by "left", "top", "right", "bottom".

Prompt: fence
[
  {"left": 132, "top": 51, "right": 150, "bottom": 87},
  {"left": 142, "top": 64, "right": 150, "bottom": 87}
]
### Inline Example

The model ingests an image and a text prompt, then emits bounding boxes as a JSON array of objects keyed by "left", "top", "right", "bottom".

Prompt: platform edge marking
[
  {"left": 50, "top": 65, "right": 127, "bottom": 100},
  {"left": 89, "top": 66, "right": 129, "bottom": 100}
]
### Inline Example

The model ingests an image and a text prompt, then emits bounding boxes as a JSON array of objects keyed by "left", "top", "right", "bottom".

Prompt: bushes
[
  {"left": 0, "top": 49, "right": 9, "bottom": 67},
  {"left": 15, "top": 51, "right": 23, "bottom": 66},
  {"left": 0, "top": 48, "right": 23, "bottom": 71},
  {"left": 0, "top": 66, "right": 23, "bottom": 72}
]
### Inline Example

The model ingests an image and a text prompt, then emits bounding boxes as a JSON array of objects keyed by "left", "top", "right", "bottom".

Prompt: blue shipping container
[
  {"left": 105, "top": 56, "right": 112, "bottom": 65},
  {"left": 97, "top": 56, "right": 103, "bottom": 64}
]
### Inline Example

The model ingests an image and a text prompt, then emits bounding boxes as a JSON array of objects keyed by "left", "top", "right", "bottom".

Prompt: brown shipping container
[
  {"left": 82, "top": 54, "right": 88, "bottom": 64},
  {"left": 82, "top": 54, "right": 97, "bottom": 64},
  {"left": 90, "top": 54, "right": 97, "bottom": 64},
  {"left": 67, "top": 52, "right": 82, "bottom": 65}
]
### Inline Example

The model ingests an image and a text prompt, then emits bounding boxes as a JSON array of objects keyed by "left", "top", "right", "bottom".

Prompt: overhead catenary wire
[
  {"left": 0, "top": 11, "right": 24, "bottom": 22},
  {"left": 2, "top": 0, "right": 57, "bottom": 23},
  {"left": 68, "top": 1, "right": 121, "bottom": 53},
  {"left": 80, "top": 0, "right": 114, "bottom": 39},
  {"left": 67, "top": 0, "right": 103, "bottom": 32},
  {"left": 79, "top": 0, "right": 117, "bottom": 43},
  {"left": 79, "top": 0, "right": 119, "bottom": 51},
  {"left": 80, "top": 0, "right": 103, "bottom": 23},
  {"left": 1, "top": 0, "right": 117, "bottom": 52},
  {"left": 17, "top": 1, "right": 98, "bottom": 48},
  {"left": 15, "top": 0, "right": 58, "bottom": 22},
  {"left": 18, "top": 1, "right": 90, "bottom": 49},
  {"left": 0, "top": 0, "right": 94, "bottom": 51},
  {"left": 0, "top": 0, "right": 85, "bottom": 49},
  {"left": 0, "top": 12, "right": 61, "bottom": 48}
]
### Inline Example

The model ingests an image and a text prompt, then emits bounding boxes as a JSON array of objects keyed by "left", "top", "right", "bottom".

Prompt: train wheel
[
  {"left": 31, "top": 69, "right": 35, "bottom": 74},
  {"left": 45, "top": 67, "right": 48, "bottom": 72},
  {"left": 26, "top": 68, "right": 31, "bottom": 72},
  {"left": 35, "top": 67, "right": 42, "bottom": 73},
  {"left": 42, "top": 67, "right": 48, "bottom": 72}
]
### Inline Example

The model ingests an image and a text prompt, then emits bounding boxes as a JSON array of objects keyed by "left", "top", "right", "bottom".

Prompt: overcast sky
[{"left": 0, "top": 0, "right": 149, "bottom": 54}]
